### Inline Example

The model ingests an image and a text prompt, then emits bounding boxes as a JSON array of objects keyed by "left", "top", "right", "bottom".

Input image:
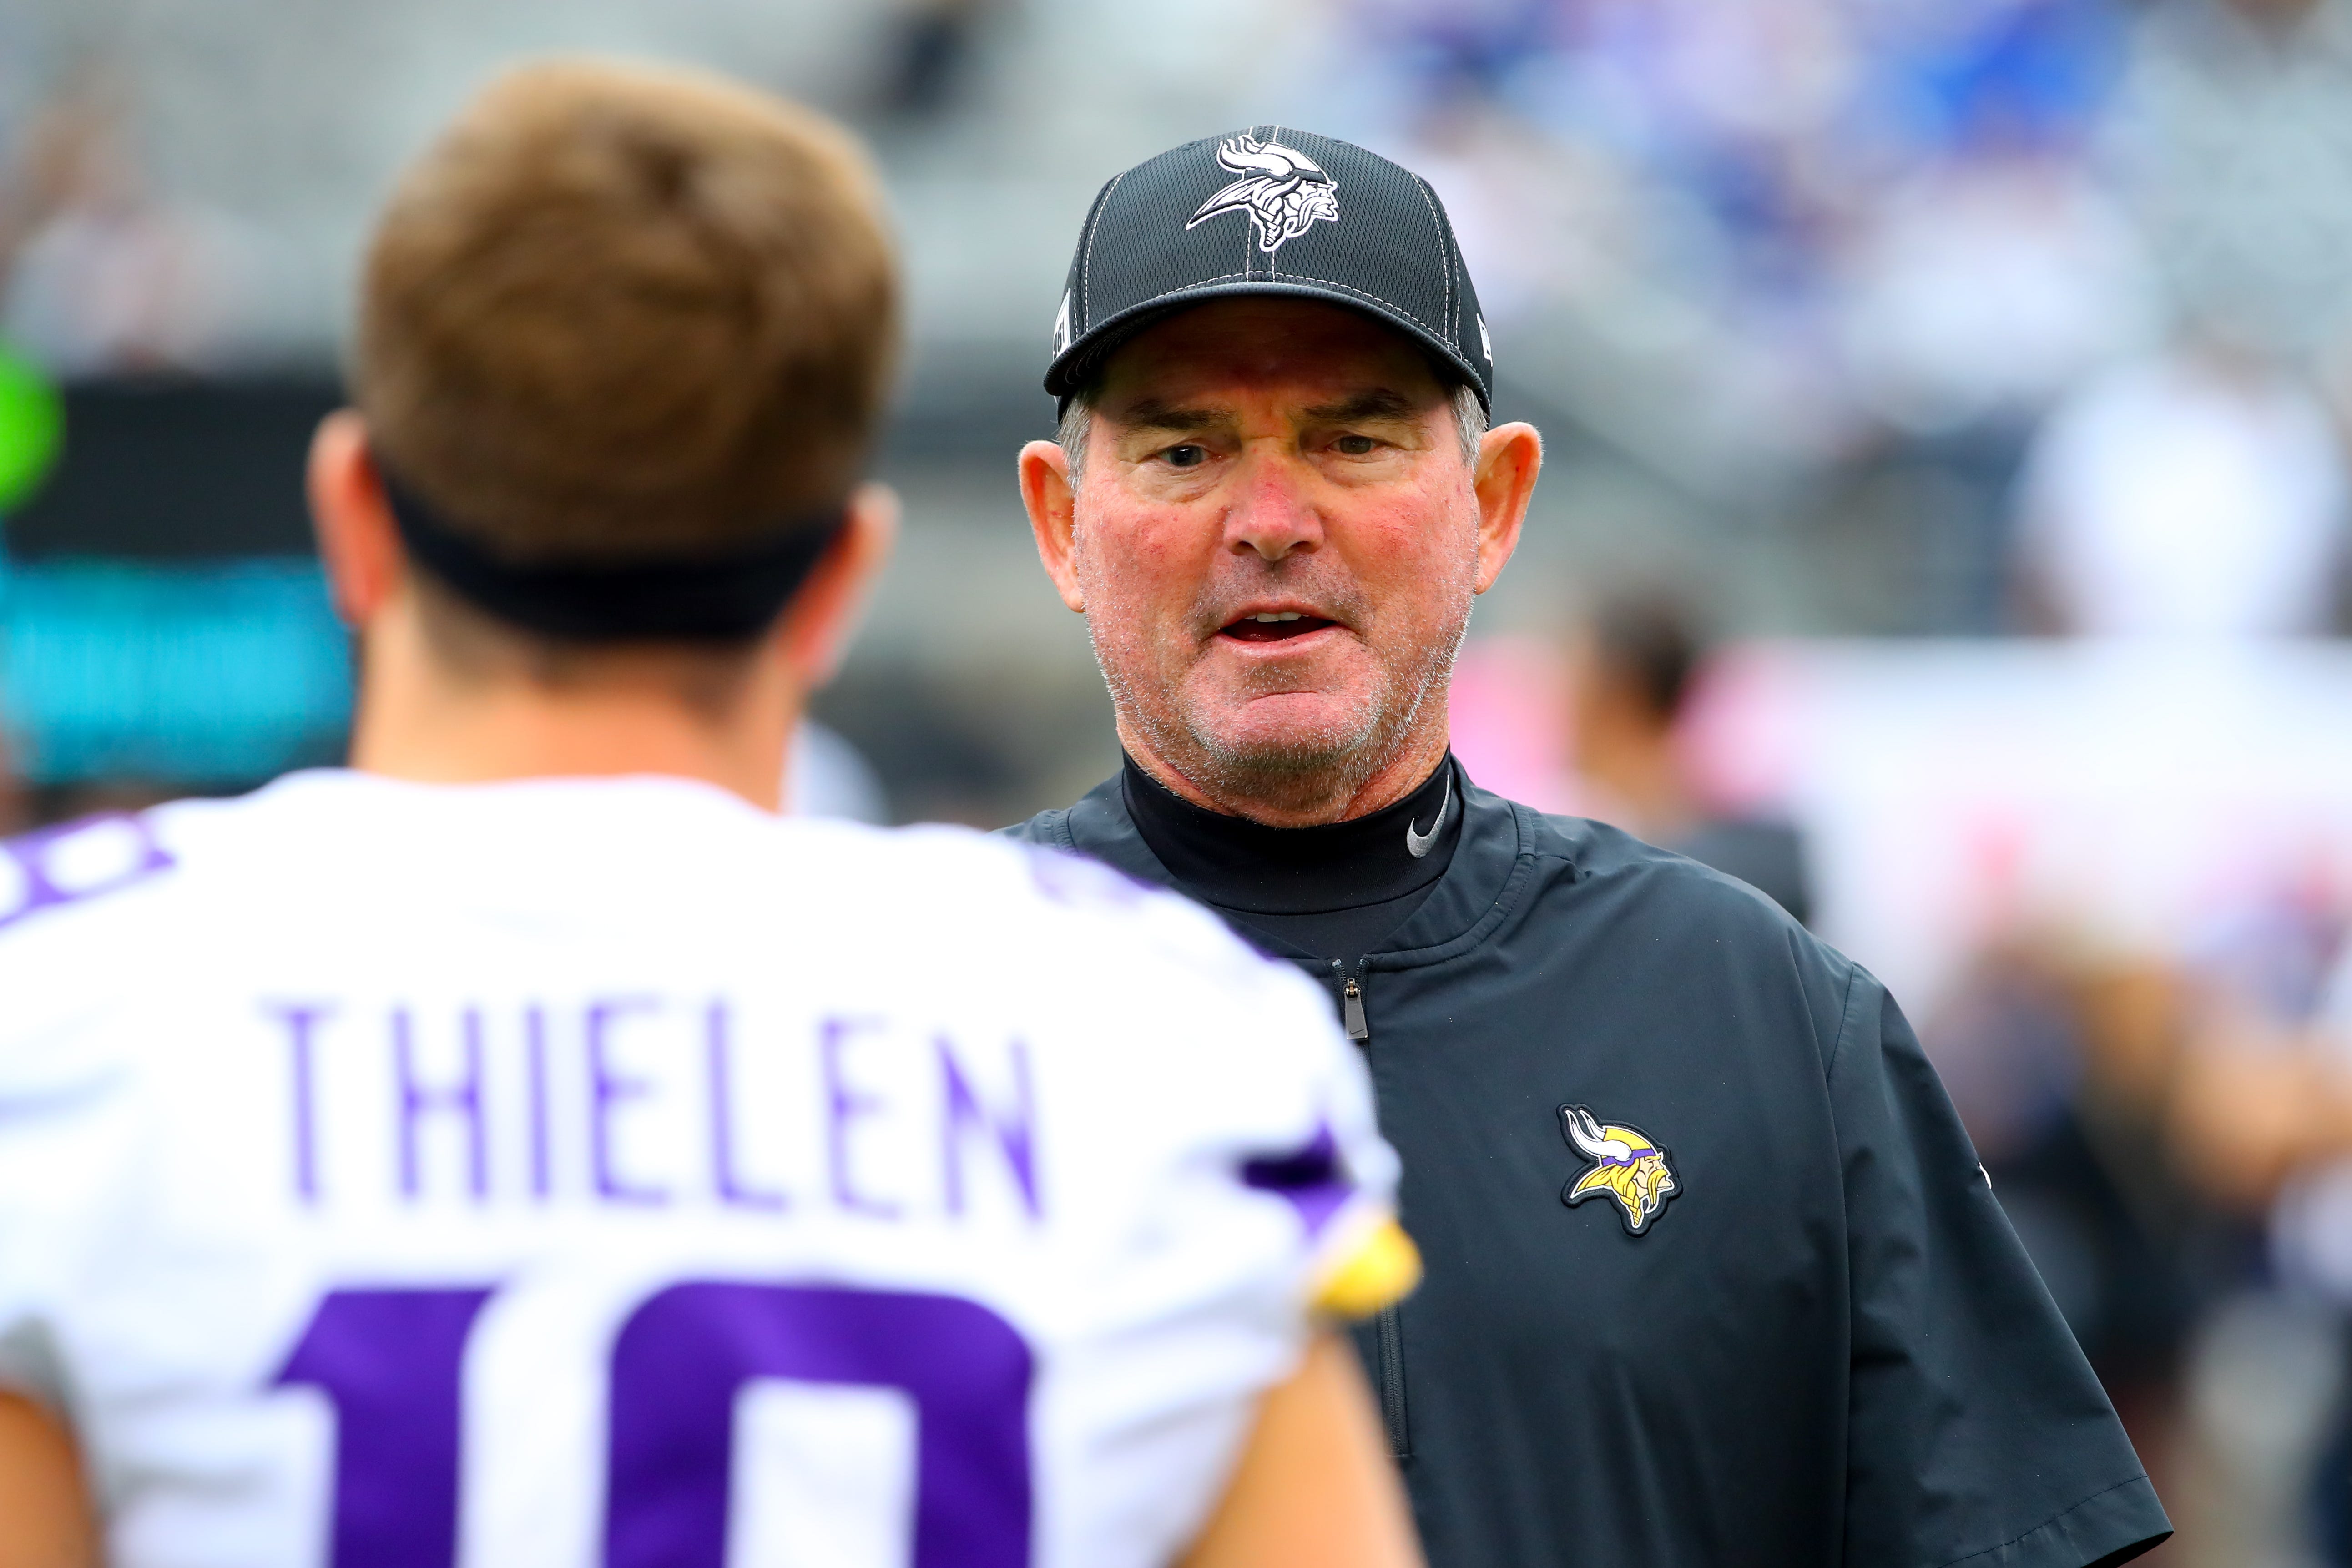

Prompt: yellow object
[
  {"left": 1567, "top": 1149, "right": 1677, "bottom": 1234},
  {"left": 1312, "top": 1217, "right": 1422, "bottom": 1319}
]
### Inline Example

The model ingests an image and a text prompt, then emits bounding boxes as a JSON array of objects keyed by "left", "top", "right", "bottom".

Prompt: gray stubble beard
[{"left": 1087, "top": 587, "right": 1472, "bottom": 821}]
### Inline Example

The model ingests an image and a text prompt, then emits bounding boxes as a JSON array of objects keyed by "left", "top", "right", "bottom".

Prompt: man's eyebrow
[
  {"left": 1300, "top": 388, "right": 1425, "bottom": 424},
  {"left": 1108, "top": 400, "right": 1234, "bottom": 434}
]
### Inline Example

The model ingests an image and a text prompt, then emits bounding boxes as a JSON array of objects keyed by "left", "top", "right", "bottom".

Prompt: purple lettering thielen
[
  {"left": 394, "top": 1007, "right": 489, "bottom": 1202},
  {"left": 588, "top": 998, "right": 669, "bottom": 1206},
  {"left": 939, "top": 1038, "right": 1042, "bottom": 1221},
  {"left": 267, "top": 1002, "right": 337, "bottom": 1204},
  {"left": 525, "top": 1004, "right": 552, "bottom": 1201},
  {"left": 705, "top": 1001, "right": 785, "bottom": 1211},
  {"left": 821, "top": 1016, "right": 899, "bottom": 1219}
]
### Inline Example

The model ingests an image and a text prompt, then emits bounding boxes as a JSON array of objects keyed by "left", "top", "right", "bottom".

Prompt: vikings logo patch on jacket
[{"left": 1560, "top": 1104, "right": 1678, "bottom": 1234}]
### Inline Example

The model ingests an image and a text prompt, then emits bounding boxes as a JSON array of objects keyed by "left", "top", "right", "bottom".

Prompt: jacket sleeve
[{"left": 1831, "top": 965, "right": 2172, "bottom": 1568}]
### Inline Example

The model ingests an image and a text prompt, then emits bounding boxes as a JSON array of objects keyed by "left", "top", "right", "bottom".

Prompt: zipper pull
[{"left": 1332, "top": 959, "right": 1370, "bottom": 1043}]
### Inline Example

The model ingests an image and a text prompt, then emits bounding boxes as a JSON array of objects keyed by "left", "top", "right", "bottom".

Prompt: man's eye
[
  {"left": 1335, "top": 434, "right": 1378, "bottom": 455},
  {"left": 1162, "top": 444, "right": 1209, "bottom": 469}
]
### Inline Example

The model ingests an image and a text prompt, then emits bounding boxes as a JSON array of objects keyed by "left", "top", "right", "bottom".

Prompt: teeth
[{"left": 1250, "top": 612, "right": 1304, "bottom": 622}]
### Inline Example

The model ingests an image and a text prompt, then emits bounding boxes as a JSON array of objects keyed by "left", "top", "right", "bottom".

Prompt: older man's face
[{"left": 1056, "top": 298, "right": 1504, "bottom": 814}]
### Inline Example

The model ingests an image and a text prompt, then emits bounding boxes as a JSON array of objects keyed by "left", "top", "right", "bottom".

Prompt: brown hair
[{"left": 356, "top": 58, "right": 897, "bottom": 566}]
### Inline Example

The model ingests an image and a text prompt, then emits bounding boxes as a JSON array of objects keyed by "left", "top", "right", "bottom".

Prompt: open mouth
[{"left": 1219, "top": 611, "right": 1338, "bottom": 645}]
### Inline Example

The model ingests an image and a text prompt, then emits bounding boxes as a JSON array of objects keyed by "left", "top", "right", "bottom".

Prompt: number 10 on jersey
[{"left": 276, "top": 1281, "right": 1033, "bottom": 1567}]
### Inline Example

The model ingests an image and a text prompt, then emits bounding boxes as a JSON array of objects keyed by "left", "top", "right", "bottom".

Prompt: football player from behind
[{"left": 0, "top": 61, "right": 1420, "bottom": 1568}]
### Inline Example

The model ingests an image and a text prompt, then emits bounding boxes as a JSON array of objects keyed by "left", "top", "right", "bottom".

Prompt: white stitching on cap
[
  {"left": 1408, "top": 173, "right": 1454, "bottom": 343},
  {"left": 1293, "top": 274, "right": 1433, "bottom": 331},
  {"left": 1133, "top": 268, "right": 1259, "bottom": 290},
  {"left": 1080, "top": 170, "right": 1130, "bottom": 333}
]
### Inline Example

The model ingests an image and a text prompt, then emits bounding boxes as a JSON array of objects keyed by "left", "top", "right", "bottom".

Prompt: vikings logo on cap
[
  {"left": 1560, "top": 1104, "right": 1679, "bottom": 1235},
  {"left": 1187, "top": 134, "right": 1340, "bottom": 256}
]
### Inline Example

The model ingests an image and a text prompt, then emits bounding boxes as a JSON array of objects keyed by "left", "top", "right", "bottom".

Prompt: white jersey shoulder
[{"left": 0, "top": 771, "right": 1399, "bottom": 1568}]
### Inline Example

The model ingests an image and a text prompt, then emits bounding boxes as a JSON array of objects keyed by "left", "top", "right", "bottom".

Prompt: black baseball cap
[{"left": 1044, "top": 127, "right": 1493, "bottom": 414}]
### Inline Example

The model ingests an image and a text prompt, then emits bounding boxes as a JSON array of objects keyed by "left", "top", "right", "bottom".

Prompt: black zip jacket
[{"left": 1004, "top": 768, "right": 2171, "bottom": 1568}]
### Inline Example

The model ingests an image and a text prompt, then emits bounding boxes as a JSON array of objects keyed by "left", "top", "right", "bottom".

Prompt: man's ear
[
  {"left": 307, "top": 410, "right": 407, "bottom": 629},
  {"left": 1018, "top": 437, "right": 1086, "bottom": 613},
  {"left": 1470, "top": 420, "right": 1542, "bottom": 595},
  {"left": 774, "top": 481, "right": 898, "bottom": 692}
]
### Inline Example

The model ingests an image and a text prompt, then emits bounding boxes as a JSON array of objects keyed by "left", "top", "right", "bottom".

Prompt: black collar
[
  {"left": 1120, "top": 754, "right": 1459, "bottom": 917},
  {"left": 1048, "top": 758, "right": 1537, "bottom": 965}
]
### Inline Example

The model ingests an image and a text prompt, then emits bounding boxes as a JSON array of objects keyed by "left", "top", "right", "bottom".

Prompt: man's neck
[
  {"left": 1116, "top": 712, "right": 1452, "bottom": 827},
  {"left": 1120, "top": 751, "right": 1461, "bottom": 960},
  {"left": 348, "top": 600, "right": 796, "bottom": 811}
]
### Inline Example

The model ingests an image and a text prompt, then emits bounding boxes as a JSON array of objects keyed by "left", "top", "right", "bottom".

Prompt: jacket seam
[
  {"left": 1360, "top": 798, "right": 1547, "bottom": 971},
  {"left": 1928, "top": 1475, "right": 2156, "bottom": 1568},
  {"left": 1823, "top": 960, "right": 1870, "bottom": 1088}
]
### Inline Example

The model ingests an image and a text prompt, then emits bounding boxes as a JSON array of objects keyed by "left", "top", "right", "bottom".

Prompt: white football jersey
[{"left": 0, "top": 771, "right": 1406, "bottom": 1568}]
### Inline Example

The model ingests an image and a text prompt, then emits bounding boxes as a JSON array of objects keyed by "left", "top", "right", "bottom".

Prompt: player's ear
[
  {"left": 1019, "top": 438, "right": 1085, "bottom": 614},
  {"left": 307, "top": 410, "right": 407, "bottom": 629},
  {"left": 773, "top": 480, "right": 898, "bottom": 692}
]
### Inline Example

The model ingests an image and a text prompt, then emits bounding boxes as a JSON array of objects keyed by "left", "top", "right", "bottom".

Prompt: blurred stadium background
[{"left": 8, "top": 0, "right": 2352, "bottom": 1560}]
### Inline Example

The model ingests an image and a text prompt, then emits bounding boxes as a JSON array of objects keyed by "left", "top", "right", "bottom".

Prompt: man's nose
[{"left": 1223, "top": 446, "right": 1323, "bottom": 563}]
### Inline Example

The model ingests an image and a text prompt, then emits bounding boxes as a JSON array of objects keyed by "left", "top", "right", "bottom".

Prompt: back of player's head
[{"left": 355, "top": 59, "right": 896, "bottom": 642}]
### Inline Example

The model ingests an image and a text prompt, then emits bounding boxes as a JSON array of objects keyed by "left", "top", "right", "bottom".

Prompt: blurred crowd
[
  {"left": 1339, "top": 3, "right": 2352, "bottom": 1558},
  {"left": 12, "top": 0, "right": 2352, "bottom": 1560},
  {"left": 1338, "top": 0, "right": 2352, "bottom": 634}
]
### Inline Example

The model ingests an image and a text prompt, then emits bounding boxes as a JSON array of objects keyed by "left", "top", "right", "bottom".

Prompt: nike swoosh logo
[{"left": 1404, "top": 772, "right": 1453, "bottom": 860}]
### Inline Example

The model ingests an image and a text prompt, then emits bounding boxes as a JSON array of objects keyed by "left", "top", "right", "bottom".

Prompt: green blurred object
[{"left": 0, "top": 344, "right": 63, "bottom": 518}]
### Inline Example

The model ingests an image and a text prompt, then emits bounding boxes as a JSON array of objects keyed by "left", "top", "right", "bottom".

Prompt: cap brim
[{"left": 1045, "top": 279, "right": 1490, "bottom": 413}]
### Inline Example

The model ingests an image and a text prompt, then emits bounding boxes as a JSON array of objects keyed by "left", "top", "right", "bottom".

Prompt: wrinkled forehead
[{"left": 1090, "top": 297, "right": 1454, "bottom": 422}]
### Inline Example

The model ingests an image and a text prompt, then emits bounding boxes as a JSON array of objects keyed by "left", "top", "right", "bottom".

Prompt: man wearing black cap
[{"left": 1007, "top": 128, "right": 2173, "bottom": 1568}]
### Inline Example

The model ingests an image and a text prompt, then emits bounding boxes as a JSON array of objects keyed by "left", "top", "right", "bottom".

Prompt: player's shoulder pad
[
  {"left": 0, "top": 813, "right": 187, "bottom": 1064},
  {"left": 903, "top": 825, "right": 1292, "bottom": 991},
  {"left": 0, "top": 812, "right": 178, "bottom": 938}
]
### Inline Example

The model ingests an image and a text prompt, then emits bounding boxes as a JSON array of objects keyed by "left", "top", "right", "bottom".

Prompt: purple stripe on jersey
[
  {"left": 0, "top": 814, "right": 174, "bottom": 933},
  {"left": 605, "top": 1283, "right": 1033, "bottom": 1568},
  {"left": 1241, "top": 1121, "right": 1353, "bottom": 1240}
]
